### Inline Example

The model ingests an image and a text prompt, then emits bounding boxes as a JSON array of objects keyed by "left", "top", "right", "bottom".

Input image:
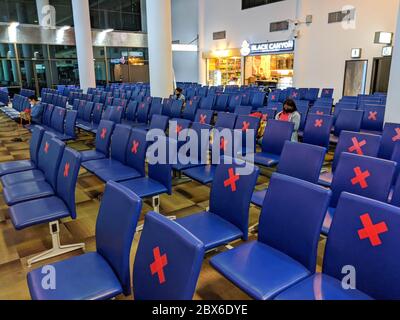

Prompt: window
[{"left": 242, "top": 0, "right": 285, "bottom": 10}]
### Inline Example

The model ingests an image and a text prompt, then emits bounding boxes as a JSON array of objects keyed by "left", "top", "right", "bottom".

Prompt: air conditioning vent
[
  {"left": 213, "top": 31, "right": 226, "bottom": 40},
  {"left": 270, "top": 20, "right": 289, "bottom": 32},
  {"left": 328, "top": 9, "right": 355, "bottom": 23}
]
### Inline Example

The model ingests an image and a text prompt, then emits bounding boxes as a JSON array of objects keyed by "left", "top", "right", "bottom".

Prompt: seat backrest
[
  {"left": 182, "top": 100, "right": 199, "bottom": 121},
  {"left": 97, "top": 181, "right": 142, "bottom": 296},
  {"left": 194, "top": 109, "right": 213, "bottom": 125},
  {"left": 92, "top": 103, "right": 104, "bottom": 124},
  {"left": 259, "top": 173, "right": 331, "bottom": 272},
  {"left": 361, "top": 105, "right": 385, "bottom": 132},
  {"left": 214, "top": 94, "right": 229, "bottom": 112},
  {"left": 110, "top": 105, "right": 124, "bottom": 123},
  {"left": 38, "top": 136, "right": 65, "bottom": 190},
  {"left": 199, "top": 95, "right": 215, "bottom": 110},
  {"left": 378, "top": 122, "right": 400, "bottom": 160},
  {"left": 29, "top": 125, "right": 45, "bottom": 165},
  {"left": 168, "top": 119, "right": 192, "bottom": 137},
  {"left": 332, "top": 131, "right": 381, "bottom": 172},
  {"left": 133, "top": 211, "right": 204, "bottom": 300},
  {"left": 126, "top": 129, "right": 148, "bottom": 175},
  {"left": 148, "top": 137, "right": 173, "bottom": 195},
  {"left": 170, "top": 100, "right": 184, "bottom": 119},
  {"left": 56, "top": 148, "right": 81, "bottom": 219},
  {"left": 43, "top": 104, "right": 54, "bottom": 126},
  {"left": 77, "top": 100, "right": 86, "bottom": 119},
  {"left": 126, "top": 101, "right": 138, "bottom": 122},
  {"left": 234, "top": 115, "right": 260, "bottom": 154},
  {"left": 277, "top": 141, "right": 326, "bottom": 184},
  {"left": 228, "top": 95, "right": 242, "bottom": 113},
  {"left": 310, "top": 106, "right": 331, "bottom": 116},
  {"left": 251, "top": 92, "right": 266, "bottom": 109},
  {"left": 110, "top": 125, "right": 132, "bottom": 163},
  {"left": 321, "top": 88, "right": 334, "bottom": 99},
  {"left": 334, "top": 109, "right": 364, "bottom": 137},
  {"left": 64, "top": 110, "right": 77, "bottom": 138},
  {"left": 83, "top": 102, "right": 94, "bottom": 122},
  {"left": 210, "top": 158, "right": 259, "bottom": 241},
  {"left": 234, "top": 105, "right": 253, "bottom": 115},
  {"left": 215, "top": 112, "right": 237, "bottom": 130},
  {"left": 324, "top": 192, "right": 400, "bottom": 300},
  {"left": 303, "top": 114, "right": 334, "bottom": 149},
  {"left": 241, "top": 92, "right": 251, "bottom": 106},
  {"left": 95, "top": 120, "right": 115, "bottom": 156},
  {"left": 330, "top": 152, "right": 396, "bottom": 208},
  {"left": 149, "top": 100, "right": 163, "bottom": 119},
  {"left": 161, "top": 98, "right": 173, "bottom": 117},
  {"left": 149, "top": 114, "right": 169, "bottom": 132},
  {"left": 136, "top": 102, "right": 151, "bottom": 123},
  {"left": 261, "top": 119, "right": 294, "bottom": 155},
  {"left": 50, "top": 107, "right": 66, "bottom": 133}
]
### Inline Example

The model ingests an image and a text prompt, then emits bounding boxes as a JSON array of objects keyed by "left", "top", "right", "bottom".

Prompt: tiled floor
[{"left": 0, "top": 114, "right": 331, "bottom": 300}]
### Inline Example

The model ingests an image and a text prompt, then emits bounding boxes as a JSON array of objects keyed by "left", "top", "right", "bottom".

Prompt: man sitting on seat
[
  {"left": 27, "top": 95, "right": 43, "bottom": 124},
  {"left": 173, "top": 87, "right": 186, "bottom": 103}
]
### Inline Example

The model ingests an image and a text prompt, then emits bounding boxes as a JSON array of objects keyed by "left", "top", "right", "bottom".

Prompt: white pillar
[
  {"left": 146, "top": 0, "right": 174, "bottom": 98},
  {"left": 385, "top": 4, "right": 400, "bottom": 124},
  {"left": 71, "top": 0, "right": 96, "bottom": 92},
  {"left": 198, "top": 0, "right": 206, "bottom": 85}
]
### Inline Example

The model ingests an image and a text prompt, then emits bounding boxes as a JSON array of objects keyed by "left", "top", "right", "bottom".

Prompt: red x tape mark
[
  {"left": 271, "top": 95, "right": 276, "bottom": 100},
  {"left": 348, "top": 138, "right": 367, "bottom": 155},
  {"left": 368, "top": 111, "right": 377, "bottom": 121},
  {"left": 131, "top": 140, "right": 139, "bottom": 154},
  {"left": 220, "top": 137, "right": 228, "bottom": 151},
  {"left": 292, "top": 92, "right": 298, "bottom": 98},
  {"left": 224, "top": 168, "right": 240, "bottom": 192},
  {"left": 140, "top": 103, "right": 145, "bottom": 109},
  {"left": 392, "top": 128, "right": 400, "bottom": 142},
  {"left": 199, "top": 114, "right": 207, "bottom": 124},
  {"left": 44, "top": 142, "right": 49, "bottom": 154},
  {"left": 63, "top": 162, "right": 70, "bottom": 178},
  {"left": 150, "top": 247, "right": 168, "bottom": 284},
  {"left": 358, "top": 214, "right": 388, "bottom": 247},
  {"left": 351, "top": 167, "right": 371, "bottom": 189},
  {"left": 242, "top": 121, "right": 250, "bottom": 132},
  {"left": 316, "top": 111, "right": 324, "bottom": 116},
  {"left": 315, "top": 119, "right": 323, "bottom": 128},
  {"left": 176, "top": 125, "right": 183, "bottom": 134},
  {"left": 100, "top": 128, "right": 107, "bottom": 140}
]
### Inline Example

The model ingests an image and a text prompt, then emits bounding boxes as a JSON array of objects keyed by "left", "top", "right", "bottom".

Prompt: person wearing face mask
[
  {"left": 275, "top": 98, "right": 301, "bottom": 142},
  {"left": 28, "top": 95, "right": 44, "bottom": 124},
  {"left": 173, "top": 87, "right": 186, "bottom": 103}
]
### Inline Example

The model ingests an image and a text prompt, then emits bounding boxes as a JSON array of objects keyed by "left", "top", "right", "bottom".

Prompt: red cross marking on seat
[
  {"left": 150, "top": 247, "right": 168, "bottom": 284},
  {"left": 351, "top": 167, "right": 371, "bottom": 189},
  {"left": 348, "top": 137, "right": 367, "bottom": 155},
  {"left": 117, "top": 106, "right": 122, "bottom": 112},
  {"left": 176, "top": 125, "right": 183, "bottom": 134},
  {"left": 97, "top": 105, "right": 101, "bottom": 111},
  {"left": 224, "top": 168, "right": 240, "bottom": 192},
  {"left": 235, "top": 96, "right": 239, "bottom": 100},
  {"left": 220, "top": 137, "right": 228, "bottom": 151},
  {"left": 315, "top": 119, "right": 323, "bottom": 128},
  {"left": 200, "top": 114, "right": 207, "bottom": 124},
  {"left": 292, "top": 92, "right": 298, "bottom": 98},
  {"left": 147, "top": 97, "right": 151, "bottom": 102},
  {"left": 242, "top": 121, "right": 250, "bottom": 132},
  {"left": 368, "top": 111, "right": 377, "bottom": 121},
  {"left": 131, "top": 140, "right": 139, "bottom": 154},
  {"left": 63, "top": 162, "right": 70, "bottom": 178},
  {"left": 140, "top": 103, "right": 145, "bottom": 109},
  {"left": 325, "top": 89, "right": 330, "bottom": 94},
  {"left": 392, "top": 128, "right": 400, "bottom": 142},
  {"left": 358, "top": 214, "right": 388, "bottom": 247},
  {"left": 100, "top": 128, "right": 107, "bottom": 139},
  {"left": 316, "top": 111, "right": 324, "bottom": 116},
  {"left": 272, "top": 95, "right": 276, "bottom": 100},
  {"left": 60, "top": 110, "right": 63, "bottom": 116},
  {"left": 190, "top": 101, "right": 193, "bottom": 106},
  {"left": 44, "top": 142, "right": 49, "bottom": 154}
]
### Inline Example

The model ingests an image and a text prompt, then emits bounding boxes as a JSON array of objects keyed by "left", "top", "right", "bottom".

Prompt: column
[
  {"left": 146, "top": 0, "right": 174, "bottom": 98},
  {"left": 71, "top": 0, "right": 96, "bottom": 92},
  {"left": 140, "top": 0, "right": 147, "bottom": 33},
  {"left": 198, "top": 0, "right": 206, "bottom": 85},
  {"left": 385, "top": 3, "right": 400, "bottom": 123}
]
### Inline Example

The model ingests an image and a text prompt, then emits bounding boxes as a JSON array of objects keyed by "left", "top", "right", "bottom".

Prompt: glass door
[
  {"left": 33, "top": 61, "right": 49, "bottom": 96},
  {"left": 343, "top": 60, "right": 368, "bottom": 96}
]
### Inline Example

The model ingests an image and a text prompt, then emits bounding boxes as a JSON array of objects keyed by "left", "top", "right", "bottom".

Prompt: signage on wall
[
  {"left": 351, "top": 48, "right": 362, "bottom": 59},
  {"left": 111, "top": 56, "right": 126, "bottom": 64},
  {"left": 382, "top": 46, "right": 393, "bottom": 57},
  {"left": 241, "top": 40, "right": 295, "bottom": 56}
]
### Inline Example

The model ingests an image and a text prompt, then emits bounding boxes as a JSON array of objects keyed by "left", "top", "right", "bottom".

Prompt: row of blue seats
[
  {"left": 0, "top": 94, "right": 31, "bottom": 119},
  {"left": 41, "top": 93, "right": 68, "bottom": 108}
]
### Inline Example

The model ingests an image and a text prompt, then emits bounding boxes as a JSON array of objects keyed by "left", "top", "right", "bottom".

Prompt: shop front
[
  {"left": 241, "top": 40, "right": 295, "bottom": 89},
  {"left": 204, "top": 49, "right": 242, "bottom": 86}
]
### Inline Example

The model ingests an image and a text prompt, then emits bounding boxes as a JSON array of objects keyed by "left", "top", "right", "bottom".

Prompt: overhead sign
[{"left": 243, "top": 40, "right": 295, "bottom": 56}]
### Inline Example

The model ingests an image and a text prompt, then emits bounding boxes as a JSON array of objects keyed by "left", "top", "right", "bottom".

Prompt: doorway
[
  {"left": 370, "top": 57, "right": 392, "bottom": 94},
  {"left": 343, "top": 60, "right": 368, "bottom": 96}
]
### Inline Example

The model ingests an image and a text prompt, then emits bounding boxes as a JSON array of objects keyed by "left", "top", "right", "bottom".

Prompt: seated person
[
  {"left": 28, "top": 95, "right": 44, "bottom": 124},
  {"left": 275, "top": 99, "right": 301, "bottom": 142},
  {"left": 173, "top": 87, "right": 186, "bottom": 103}
]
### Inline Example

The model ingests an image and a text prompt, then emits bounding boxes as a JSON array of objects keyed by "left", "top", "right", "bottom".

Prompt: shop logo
[{"left": 240, "top": 40, "right": 251, "bottom": 56}]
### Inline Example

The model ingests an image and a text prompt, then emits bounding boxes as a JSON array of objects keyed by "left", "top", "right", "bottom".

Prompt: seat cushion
[
  {"left": 82, "top": 158, "right": 124, "bottom": 173},
  {"left": 0, "top": 160, "right": 35, "bottom": 177},
  {"left": 251, "top": 189, "right": 267, "bottom": 207},
  {"left": 120, "top": 177, "right": 168, "bottom": 198},
  {"left": 274, "top": 274, "right": 372, "bottom": 300},
  {"left": 80, "top": 150, "right": 106, "bottom": 163},
  {"left": 1, "top": 170, "right": 45, "bottom": 188},
  {"left": 253, "top": 152, "right": 280, "bottom": 167},
  {"left": 183, "top": 165, "right": 216, "bottom": 184},
  {"left": 321, "top": 207, "right": 336, "bottom": 236},
  {"left": 210, "top": 241, "right": 311, "bottom": 300},
  {"left": 76, "top": 121, "right": 93, "bottom": 131},
  {"left": 27, "top": 252, "right": 123, "bottom": 300},
  {"left": 172, "top": 162, "right": 202, "bottom": 172},
  {"left": 3, "top": 181, "right": 55, "bottom": 206},
  {"left": 318, "top": 171, "right": 333, "bottom": 187},
  {"left": 9, "top": 196, "right": 70, "bottom": 230},
  {"left": 94, "top": 165, "right": 143, "bottom": 182},
  {"left": 176, "top": 211, "right": 244, "bottom": 251}
]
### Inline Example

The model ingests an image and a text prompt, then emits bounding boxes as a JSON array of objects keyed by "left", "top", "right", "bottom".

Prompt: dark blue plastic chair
[
  {"left": 182, "top": 100, "right": 199, "bottom": 121},
  {"left": 194, "top": 109, "right": 213, "bottom": 125},
  {"left": 378, "top": 122, "right": 400, "bottom": 160},
  {"left": 81, "top": 120, "right": 115, "bottom": 162},
  {"left": 303, "top": 114, "right": 333, "bottom": 149},
  {"left": 331, "top": 109, "right": 364, "bottom": 143},
  {"left": 215, "top": 112, "right": 237, "bottom": 130}
]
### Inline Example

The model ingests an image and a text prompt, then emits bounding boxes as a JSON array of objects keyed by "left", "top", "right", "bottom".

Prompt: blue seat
[
  {"left": 47, "top": 106, "right": 66, "bottom": 134},
  {"left": 331, "top": 109, "right": 364, "bottom": 143},
  {"left": 170, "top": 100, "right": 184, "bottom": 119},
  {"left": 133, "top": 212, "right": 204, "bottom": 300},
  {"left": 322, "top": 153, "right": 396, "bottom": 235},
  {"left": 240, "top": 93, "right": 251, "bottom": 106},
  {"left": 0, "top": 126, "right": 44, "bottom": 177},
  {"left": 310, "top": 106, "right": 331, "bottom": 116},
  {"left": 252, "top": 142, "right": 327, "bottom": 207},
  {"left": 361, "top": 105, "right": 385, "bottom": 133},
  {"left": 81, "top": 120, "right": 115, "bottom": 162},
  {"left": 177, "top": 158, "right": 259, "bottom": 251},
  {"left": 257, "top": 107, "right": 276, "bottom": 121},
  {"left": 378, "top": 122, "right": 400, "bottom": 160},
  {"left": 87, "top": 103, "right": 104, "bottom": 131},
  {"left": 76, "top": 102, "right": 94, "bottom": 130},
  {"left": 124, "top": 101, "right": 138, "bottom": 123},
  {"left": 182, "top": 100, "right": 199, "bottom": 121},
  {"left": 148, "top": 100, "right": 163, "bottom": 119},
  {"left": 321, "top": 88, "right": 334, "bottom": 99},
  {"left": 27, "top": 181, "right": 142, "bottom": 299},
  {"left": 333, "top": 103, "right": 357, "bottom": 125},
  {"left": 137, "top": 114, "right": 169, "bottom": 132},
  {"left": 194, "top": 109, "right": 213, "bottom": 125},
  {"left": 94, "top": 128, "right": 148, "bottom": 182},
  {"left": 214, "top": 94, "right": 229, "bottom": 112},
  {"left": 110, "top": 105, "right": 124, "bottom": 124},
  {"left": 199, "top": 95, "right": 215, "bottom": 110},
  {"left": 319, "top": 131, "right": 381, "bottom": 187},
  {"left": 251, "top": 92, "right": 266, "bottom": 110},
  {"left": 168, "top": 118, "right": 192, "bottom": 138},
  {"left": 161, "top": 99, "right": 173, "bottom": 117},
  {"left": 234, "top": 115, "right": 260, "bottom": 155},
  {"left": 234, "top": 105, "right": 252, "bottom": 115},
  {"left": 302, "top": 114, "right": 334, "bottom": 149},
  {"left": 215, "top": 112, "right": 236, "bottom": 130},
  {"left": 43, "top": 104, "right": 55, "bottom": 127},
  {"left": 210, "top": 173, "right": 331, "bottom": 300},
  {"left": 227, "top": 95, "right": 242, "bottom": 113},
  {"left": 56, "top": 110, "right": 77, "bottom": 141},
  {"left": 134, "top": 102, "right": 151, "bottom": 125},
  {"left": 276, "top": 192, "right": 400, "bottom": 300},
  {"left": 252, "top": 119, "right": 294, "bottom": 167}
]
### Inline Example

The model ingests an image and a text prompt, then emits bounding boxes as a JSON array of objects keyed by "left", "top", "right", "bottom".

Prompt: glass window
[
  {"left": 0, "top": 59, "right": 20, "bottom": 86},
  {"left": 50, "top": 59, "right": 79, "bottom": 86},
  {"left": 0, "top": 0, "right": 39, "bottom": 24},
  {"left": 17, "top": 44, "right": 48, "bottom": 59},
  {"left": 49, "top": 45, "right": 77, "bottom": 59}
]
